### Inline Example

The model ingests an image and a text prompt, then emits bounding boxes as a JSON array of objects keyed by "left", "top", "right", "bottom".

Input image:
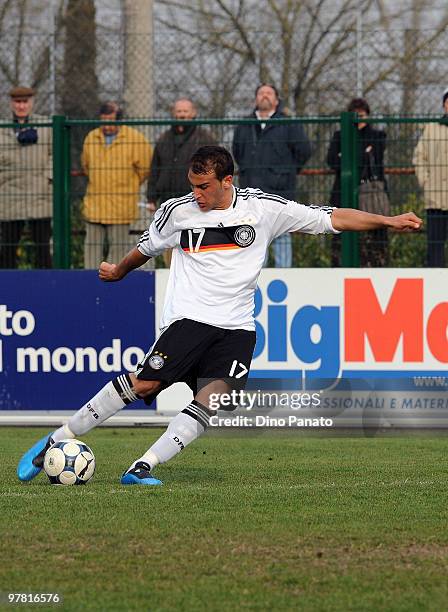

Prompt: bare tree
[
  {"left": 0, "top": 0, "right": 119, "bottom": 118},
  {"left": 0, "top": 0, "right": 61, "bottom": 114},
  {"left": 123, "top": 0, "right": 155, "bottom": 118},
  {"left": 363, "top": 0, "right": 448, "bottom": 114},
  {"left": 61, "top": 0, "right": 99, "bottom": 119},
  {"left": 154, "top": 0, "right": 448, "bottom": 115},
  {"left": 155, "top": 0, "right": 376, "bottom": 115},
  {"left": 1, "top": 0, "right": 448, "bottom": 120}
]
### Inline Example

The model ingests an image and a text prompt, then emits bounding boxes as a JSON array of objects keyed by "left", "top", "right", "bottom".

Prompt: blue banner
[{"left": 0, "top": 271, "right": 155, "bottom": 410}]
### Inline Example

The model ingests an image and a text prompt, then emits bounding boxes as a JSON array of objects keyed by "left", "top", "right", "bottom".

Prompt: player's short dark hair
[
  {"left": 190, "top": 146, "right": 234, "bottom": 180},
  {"left": 347, "top": 97, "right": 370, "bottom": 115}
]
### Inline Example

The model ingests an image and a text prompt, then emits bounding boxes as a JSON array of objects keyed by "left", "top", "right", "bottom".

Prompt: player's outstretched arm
[
  {"left": 331, "top": 208, "right": 422, "bottom": 233},
  {"left": 99, "top": 248, "right": 150, "bottom": 282}
]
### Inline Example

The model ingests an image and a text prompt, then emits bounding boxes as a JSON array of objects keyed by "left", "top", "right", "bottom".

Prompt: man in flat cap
[
  {"left": 9, "top": 86, "right": 35, "bottom": 99},
  {"left": 0, "top": 85, "right": 53, "bottom": 268}
]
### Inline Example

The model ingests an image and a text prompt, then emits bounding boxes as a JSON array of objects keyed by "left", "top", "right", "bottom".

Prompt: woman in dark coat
[{"left": 327, "top": 98, "right": 388, "bottom": 267}]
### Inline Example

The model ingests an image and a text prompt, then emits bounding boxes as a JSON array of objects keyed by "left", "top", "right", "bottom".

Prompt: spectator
[
  {"left": 0, "top": 86, "right": 53, "bottom": 268},
  {"left": 232, "top": 83, "right": 311, "bottom": 268},
  {"left": 81, "top": 101, "right": 153, "bottom": 269},
  {"left": 327, "top": 98, "right": 388, "bottom": 267},
  {"left": 413, "top": 88, "right": 448, "bottom": 267},
  {"left": 147, "top": 97, "right": 217, "bottom": 267}
]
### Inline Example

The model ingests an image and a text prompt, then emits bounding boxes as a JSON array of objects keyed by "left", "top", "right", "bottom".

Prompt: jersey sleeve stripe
[
  {"left": 137, "top": 230, "right": 150, "bottom": 245},
  {"left": 309, "top": 205, "right": 335, "bottom": 214},
  {"left": 155, "top": 194, "right": 193, "bottom": 232},
  {"left": 155, "top": 194, "right": 191, "bottom": 231},
  {"left": 260, "top": 193, "right": 290, "bottom": 205},
  {"left": 157, "top": 200, "right": 189, "bottom": 232}
]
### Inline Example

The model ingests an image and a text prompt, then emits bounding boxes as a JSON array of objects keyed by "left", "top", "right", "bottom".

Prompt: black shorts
[{"left": 135, "top": 319, "right": 256, "bottom": 400}]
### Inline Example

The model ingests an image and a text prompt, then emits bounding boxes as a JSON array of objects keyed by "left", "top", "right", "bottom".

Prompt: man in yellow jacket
[{"left": 81, "top": 102, "right": 153, "bottom": 269}]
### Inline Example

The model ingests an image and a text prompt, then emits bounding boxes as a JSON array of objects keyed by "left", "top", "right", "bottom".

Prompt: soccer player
[{"left": 17, "top": 146, "right": 422, "bottom": 486}]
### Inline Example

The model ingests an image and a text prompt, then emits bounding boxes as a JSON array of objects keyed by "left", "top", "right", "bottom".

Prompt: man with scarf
[
  {"left": 232, "top": 83, "right": 312, "bottom": 268},
  {"left": 0, "top": 86, "right": 53, "bottom": 268}
]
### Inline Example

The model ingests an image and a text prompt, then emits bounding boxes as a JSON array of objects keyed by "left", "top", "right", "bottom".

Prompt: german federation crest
[
  {"left": 149, "top": 354, "right": 165, "bottom": 369},
  {"left": 234, "top": 225, "right": 255, "bottom": 247}
]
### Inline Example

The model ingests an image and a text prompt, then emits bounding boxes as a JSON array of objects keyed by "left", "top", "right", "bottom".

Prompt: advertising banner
[
  {"left": 0, "top": 271, "right": 155, "bottom": 411},
  {"left": 156, "top": 269, "right": 448, "bottom": 427},
  {"left": 2, "top": 268, "right": 447, "bottom": 427},
  {"left": 252, "top": 268, "right": 448, "bottom": 384}
]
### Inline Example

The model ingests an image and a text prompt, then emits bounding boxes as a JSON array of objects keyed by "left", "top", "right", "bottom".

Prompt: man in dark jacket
[
  {"left": 327, "top": 97, "right": 388, "bottom": 267},
  {"left": 232, "top": 83, "right": 312, "bottom": 267},
  {"left": 147, "top": 98, "right": 216, "bottom": 266},
  {"left": 147, "top": 98, "right": 217, "bottom": 208}
]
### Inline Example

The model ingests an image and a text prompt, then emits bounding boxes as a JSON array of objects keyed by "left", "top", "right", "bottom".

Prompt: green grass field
[{"left": 1, "top": 427, "right": 448, "bottom": 611}]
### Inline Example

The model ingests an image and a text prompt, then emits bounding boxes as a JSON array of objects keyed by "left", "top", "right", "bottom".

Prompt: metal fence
[{"left": 0, "top": 114, "right": 446, "bottom": 270}]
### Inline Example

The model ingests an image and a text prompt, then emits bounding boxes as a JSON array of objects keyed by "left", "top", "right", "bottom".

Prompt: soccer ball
[{"left": 43, "top": 439, "right": 95, "bottom": 485}]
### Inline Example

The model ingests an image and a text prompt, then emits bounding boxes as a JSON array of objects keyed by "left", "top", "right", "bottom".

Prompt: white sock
[
  {"left": 68, "top": 374, "right": 139, "bottom": 436},
  {"left": 129, "top": 401, "right": 211, "bottom": 471},
  {"left": 52, "top": 424, "right": 75, "bottom": 443}
]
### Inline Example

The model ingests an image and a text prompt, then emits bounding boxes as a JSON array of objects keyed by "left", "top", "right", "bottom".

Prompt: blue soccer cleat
[
  {"left": 17, "top": 433, "right": 54, "bottom": 482},
  {"left": 120, "top": 461, "right": 163, "bottom": 486}
]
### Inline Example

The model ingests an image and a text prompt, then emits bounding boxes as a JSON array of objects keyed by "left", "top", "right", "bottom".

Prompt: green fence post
[
  {"left": 52, "top": 115, "right": 71, "bottom": 269},
  {"left": 340, "top": 111, "right": 359, "bottom": 267}
]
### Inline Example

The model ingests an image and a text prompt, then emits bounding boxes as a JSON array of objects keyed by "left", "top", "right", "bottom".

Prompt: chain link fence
[{"left": 0, "top": 115, "right": 443, "bottom": 270}]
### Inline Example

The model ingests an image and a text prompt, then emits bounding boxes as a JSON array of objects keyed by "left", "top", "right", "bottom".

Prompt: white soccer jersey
[{"left": 138, "top": 187, "right": 339, "bottom": 331}]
